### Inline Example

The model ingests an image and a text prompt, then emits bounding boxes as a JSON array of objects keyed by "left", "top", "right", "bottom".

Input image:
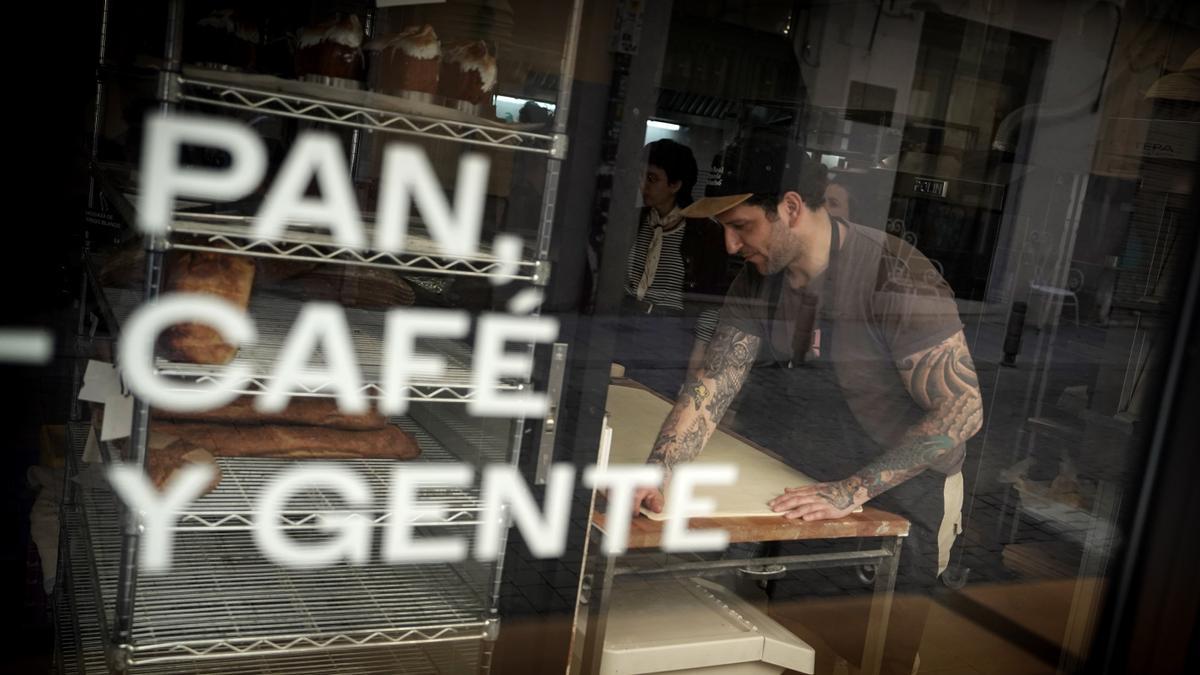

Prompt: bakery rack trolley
[{"left": 56, "top": 0, "right": 585, "bottom": 673}]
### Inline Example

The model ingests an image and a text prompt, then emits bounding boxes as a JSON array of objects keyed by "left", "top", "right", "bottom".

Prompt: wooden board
[
  {"left": 605, "top": 382, "right": 861, "bottom": 520},
  {"left": 594, "top": 509, "right": 910, "bottom": 549}
]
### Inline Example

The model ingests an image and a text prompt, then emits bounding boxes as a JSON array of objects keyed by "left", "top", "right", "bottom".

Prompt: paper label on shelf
[
  {"left": 82, "top": 426, "right": 102, "bottom": 464},
  {"left": 78, "top": 360, "right": 119, "bottom": 403},
  {"left": 101, "top": 391, "right": 134, "bottom": 441}
]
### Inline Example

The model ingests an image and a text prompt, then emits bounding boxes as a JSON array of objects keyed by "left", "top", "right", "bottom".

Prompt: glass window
[{"left": 17, "top": 1, "right": 1198, "bottom": 674}]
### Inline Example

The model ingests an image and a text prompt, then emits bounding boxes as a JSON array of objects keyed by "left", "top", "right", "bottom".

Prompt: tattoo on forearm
[
  {"left": 702, "top": 325, "right": 758, "bottom": 422},
  {"left": 680, "top": 416, "right": 709, "bottom": 452},
  {"left": 646, "top": 324, "right": 759, "bottom": 473},
  {"left": 846, "top": 435, "right": 957, "bottom": 502},
  {"left": 843, "top": 332, "right": 983, "bottom": 504}
]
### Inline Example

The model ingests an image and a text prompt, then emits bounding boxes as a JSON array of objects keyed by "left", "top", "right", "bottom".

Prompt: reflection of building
[{"left": 647, "top": 0, "right": 1195, "bottom": 316}]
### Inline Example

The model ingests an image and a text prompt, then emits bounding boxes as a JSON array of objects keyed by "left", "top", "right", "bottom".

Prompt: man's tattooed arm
[
  {"left": 645, "top": 324, "right": 760, "bottom": 479},
  {"left": 842, "top": 330, "right": 983, "bottom": 506},
  {"left": 770, "top": 330, "right": 983, "bottom": 519}
]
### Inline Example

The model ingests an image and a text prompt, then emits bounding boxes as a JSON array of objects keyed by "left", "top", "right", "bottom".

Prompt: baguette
[
  {"left": 154, "top": 396, "right": 387, "bottom": 430},
  {"left": 147, "top": 439, "right": 223, "bottom": 494},
  {"left": 158, "top": 251, "right": 256, "bottom": 365},
  {"left": 151, "top": 422, "right": 422, "bottom": 460}
]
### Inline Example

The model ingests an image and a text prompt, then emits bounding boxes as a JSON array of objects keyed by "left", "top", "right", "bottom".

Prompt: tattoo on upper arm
[
  {"left": 898, "top": 332, "right": 983, "bottom": 440},
  {"left": 842, "top": 333, "right": 983, "bottom": 503},
  {"left": 898, "top": 332, "right": 979, "bottom": 409}
]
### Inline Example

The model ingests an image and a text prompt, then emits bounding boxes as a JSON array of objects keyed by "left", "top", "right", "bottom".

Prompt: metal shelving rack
[
  {"left": 176, "top": 74, "right": 562, "bottom": 155},
  {"left": 58, "top": 0, "right": 584, "bottom": 672},
  {"left": 104, "top": 288, "right": 523, "bottom": 405},
  {"left": 92, "top": 175, "right": 549, "bottom": 284}
]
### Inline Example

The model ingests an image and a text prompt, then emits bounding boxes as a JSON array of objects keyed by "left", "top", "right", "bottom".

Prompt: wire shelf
[
  {"left": 60, "top": 501, "right": 482, "bottom": 674},
  {"left": 169, "top": 214, "right": 541, "bottom": 283},
  {"left": 105, "top": 289, "right": 522, "bottom": 404},
  {"left": 93, "top": 166, "right": 546, "bottom": 285},
  {"left": 74, "top": 415, "right": 495, "bottom": 532},
  {"left": 78, "top": 466, "right": 492, "bottom": 665},
  {"left": 56, "top": 509, "right": 110, "bottom": 675},
  {"left": 177, "top": 73, "right": 556, "bottom": 155}
]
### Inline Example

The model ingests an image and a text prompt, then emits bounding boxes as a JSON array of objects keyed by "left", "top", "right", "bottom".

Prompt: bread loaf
[
  {"left": 151, "top": 422, "right": 422, "bottom": 460},
  {"left": 147, "top": 439, "right": 223, "bottom": 494},
  {"left": 155, "top": 396, "right": 387, "bottom": 430},
  {"left": 158, "top": 252, "right": 256, "bottom": 364}
]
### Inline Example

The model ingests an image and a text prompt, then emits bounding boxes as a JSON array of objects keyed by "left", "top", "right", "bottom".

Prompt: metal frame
[
  {"left": 71, "top": 422, "right": 493, "bottom": 667},
  {"left": 169, "top": 217, "right": 539, "bottom": 281},
  {"left": 59, "top": 0, "right": 588, "bottom": 672},
  {"left": 58, "top": 487, "right": 485, "bottom": 675},
  {"left": 104, "top": 287, "right": 522, "bottom": 405},
  {"left": 93, "top": 176, "right": 543, "bottom": 284},
  {"left": 177, "top": 76, "right": 557, "bottom": 155},
  {"left": 571, "top": 522, "right": 904, "bottom": 675}
]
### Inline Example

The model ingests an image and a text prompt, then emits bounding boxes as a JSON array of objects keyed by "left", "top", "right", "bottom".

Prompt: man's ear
[{"left": 781, "top": 191, "right": 805, "bottom": 223}]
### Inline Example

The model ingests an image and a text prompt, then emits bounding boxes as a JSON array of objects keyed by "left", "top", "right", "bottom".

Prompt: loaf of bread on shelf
[
  {"left": 104, "top": 429, "right": 224, "bottom": 495},
  {"left": 147, "top": 437, "right": 224, "bottom": 495},
  {"left": 158, "top": 251, "right": 256, "bottom": 365},
  {"left": 150, "top": 422, "right": 423, "bottom": 460},
  {"left": 154, "top": 395, "right": 387, "bottom": 430}
]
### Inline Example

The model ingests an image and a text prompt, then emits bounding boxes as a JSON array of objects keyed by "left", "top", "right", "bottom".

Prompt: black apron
[{"left": 733, "top": 216, "right": 880, "bottom": 481}]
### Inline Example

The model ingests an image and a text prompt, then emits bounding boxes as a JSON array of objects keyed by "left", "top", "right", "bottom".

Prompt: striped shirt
[
  {"left": 693, "top": 307, "right": 720, "bottom": 343},
  {"left": 623, "top": 208, "right": 687, "bottom": 311}
]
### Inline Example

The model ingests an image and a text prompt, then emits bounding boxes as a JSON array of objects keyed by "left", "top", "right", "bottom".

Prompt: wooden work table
[{"left": 573, "top": 380, "right": 911, "bottom": 675}]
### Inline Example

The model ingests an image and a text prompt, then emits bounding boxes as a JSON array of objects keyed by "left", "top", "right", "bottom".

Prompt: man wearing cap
[{"left": 631, "top": 159, "right": 982, "bottom": 673}]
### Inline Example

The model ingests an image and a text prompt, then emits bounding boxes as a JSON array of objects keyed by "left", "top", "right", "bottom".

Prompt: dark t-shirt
[{"left": 719, "top": 221, "right": 965, "bottom": 479}]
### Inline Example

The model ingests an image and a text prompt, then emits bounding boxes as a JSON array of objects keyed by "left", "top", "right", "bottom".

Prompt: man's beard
[{"left": 761, "top": 216, "right": 803, "bottom": 275}]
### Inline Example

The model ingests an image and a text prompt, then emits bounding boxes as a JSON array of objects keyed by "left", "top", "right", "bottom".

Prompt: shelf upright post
[
  {"left": 86, "top": 0, "right": 113, "bottom": 212},
  {"left": 348, "top": 6, "right": 377, "bottom": 183},
  {"left": 109, "top": 1, "right": 183, "bottom": 669},
  {"left": 76, "top": 0, "right": 114, "bottom": 422},
  {"left": 533, "top": 0, "right": 585, "bottom": 264}
]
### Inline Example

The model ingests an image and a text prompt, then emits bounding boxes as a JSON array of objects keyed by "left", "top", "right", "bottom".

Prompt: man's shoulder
[{"left": 845, "top": 223, "right": 953, "bottom": 299}]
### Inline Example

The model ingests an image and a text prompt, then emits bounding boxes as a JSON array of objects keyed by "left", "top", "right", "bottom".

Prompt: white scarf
[{"left": 636, "top": 206, "right": 684, "bottom": 300}]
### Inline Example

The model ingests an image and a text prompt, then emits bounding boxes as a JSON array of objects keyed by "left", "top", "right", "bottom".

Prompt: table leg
[
  {"left": 861, "top": 536, "right": 903, "bottom": 675},
  {"left": 573, "top": 524, "right": 617, "bottom": 675}
]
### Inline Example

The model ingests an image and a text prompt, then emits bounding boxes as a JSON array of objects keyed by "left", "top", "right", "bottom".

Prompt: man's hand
[
  {"left": 632, "top": 485, "right": 666, "bottom": 515},
  {"left": 768, "top": 480, "right": 862, "bottom": 521}
]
